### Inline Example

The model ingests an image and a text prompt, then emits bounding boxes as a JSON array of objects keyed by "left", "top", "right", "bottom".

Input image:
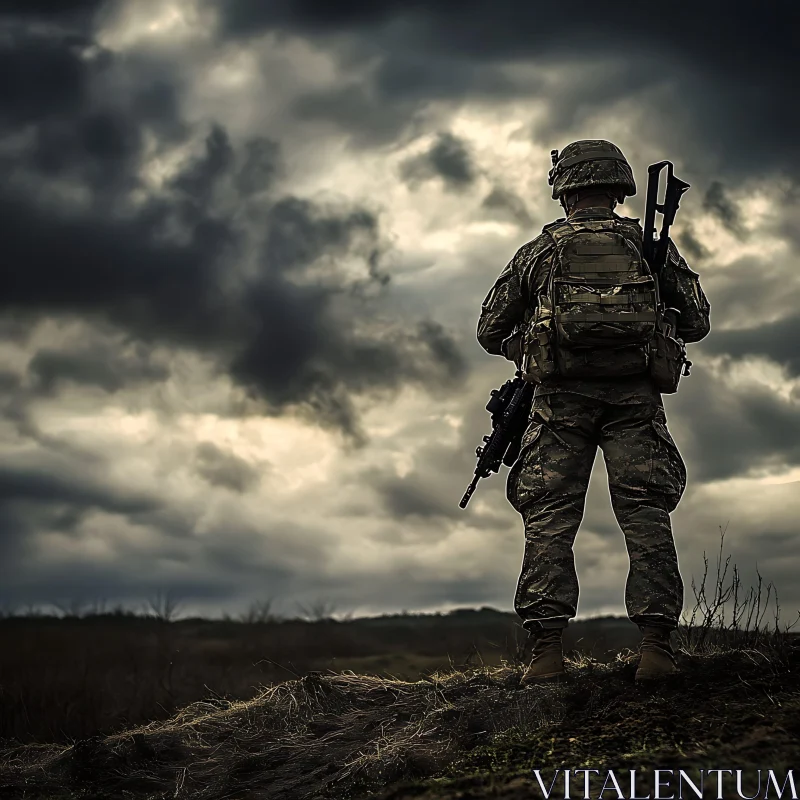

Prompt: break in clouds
[{"left": 0, "top": 0, "right": 798, "bottom": 620}]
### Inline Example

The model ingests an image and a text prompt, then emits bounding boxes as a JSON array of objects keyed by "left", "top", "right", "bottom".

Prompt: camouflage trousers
[{"left": 506, "top": 391, "right": 686, "bottom": 633}]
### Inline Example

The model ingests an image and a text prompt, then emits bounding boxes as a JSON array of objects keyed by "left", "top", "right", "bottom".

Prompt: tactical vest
[{"left": 522, "top": 215, "right": 660, "bottom": 381}]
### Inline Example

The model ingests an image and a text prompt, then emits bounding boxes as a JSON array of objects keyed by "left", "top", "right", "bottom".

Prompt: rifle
[
  {"left": 643, "top": 160, "right": 693, "bottom": 379},
  {"left": 459, "top": 372, "right": 534, "bottom": 509},
  {"left": 642, "top": 160, "right": 690, "bottom": 276}
]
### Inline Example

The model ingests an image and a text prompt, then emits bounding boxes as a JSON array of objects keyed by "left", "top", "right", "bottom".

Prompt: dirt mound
[{"left": 1, "top": 645, "right": 798, "bottom": 800}]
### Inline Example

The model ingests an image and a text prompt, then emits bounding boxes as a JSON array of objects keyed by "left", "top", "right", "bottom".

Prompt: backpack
[{"left": 522, "top": 216, "right": 660, "bottom": 380}]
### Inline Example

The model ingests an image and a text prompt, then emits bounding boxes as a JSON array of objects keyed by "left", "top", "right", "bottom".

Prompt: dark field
[
  {"left": 0, "top": 608, "right": 640, "bottom": 746},
  {"left": 2, "top": 587, "right": 797, "bottom": 800},
  {"left": 1, "top": 632, "right": 797, "bottom": 800}
]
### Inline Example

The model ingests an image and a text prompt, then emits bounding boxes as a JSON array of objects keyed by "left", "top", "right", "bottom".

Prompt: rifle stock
[{"left": 643, "top": 160, "right": 690, "bottom": 276}]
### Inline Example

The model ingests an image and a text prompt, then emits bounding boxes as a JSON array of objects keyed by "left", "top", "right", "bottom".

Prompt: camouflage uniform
[{"left": 477, "top": 155, "right": 710, "bottom": 633}]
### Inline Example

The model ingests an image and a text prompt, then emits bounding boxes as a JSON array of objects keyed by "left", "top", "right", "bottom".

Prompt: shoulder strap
[
  {"left": 519, "top": 233, "right": 556, "bottom": 302},
  {"left": 543, "top": 219, "right": 575, "bottom": 245},
  {"left": 613, "top": 217, "right": 644, "bottom": 251}
]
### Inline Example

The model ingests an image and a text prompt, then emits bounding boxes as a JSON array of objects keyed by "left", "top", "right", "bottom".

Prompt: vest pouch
[
  {"left": 522, "top": 315, "right": 557, "bottom": 384},
  {"left": 649, "top": 330, "right": 685, "bottom": 394},
  {"left": 557, "top": 344, "right": 650, "bottom": 379},
  {"left": 553, "top": 275, "right": 659, "bottom": 348}
]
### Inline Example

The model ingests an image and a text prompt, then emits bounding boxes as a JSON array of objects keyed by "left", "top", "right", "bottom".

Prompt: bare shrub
[
  {"left": 0, "top": 602, "right": 16, "bottom": 619},
  {"left": 295, "top": 598, "right": 337, "bottom": 622},
  {"left": 52, "top": 597, "right": 90, "bottom": 619},
  {"left": 678, "top": 525, "right": 799, "bottom": 658},
  {"left": 239, "top": 598, "right": 278, "bottom": 624},
  {"left": 146, "top": 590, "right": 182, "bottom": 622}
]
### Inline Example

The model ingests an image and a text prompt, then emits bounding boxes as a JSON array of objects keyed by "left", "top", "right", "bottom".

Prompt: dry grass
[
  {"left": 0, "top": 610, "right": 637, "bottom": 746},
  {"left": 3, "top": 638, "right": 797, "bottom": 800},
  {"left": 1, "top": 661, "right": 575, "bottom": 799}
]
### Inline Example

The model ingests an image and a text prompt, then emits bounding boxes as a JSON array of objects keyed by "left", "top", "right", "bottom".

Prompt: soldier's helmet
[{"left": 548, "top": 139, "right": 636, "bottom": 200}]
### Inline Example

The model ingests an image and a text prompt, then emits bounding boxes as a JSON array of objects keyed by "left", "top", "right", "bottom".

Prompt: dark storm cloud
[
  {"left": 0, "top": 21, "right": 468, "bottom": 441},
  {"left": 0, "top": 463, "right": 311, "bottom": 607},
  {"left": 701, "top": 256, "right": 800, "bottom": 338},
  {"left": 0, "top": 462, "right": 158, "bottom": 516},
  {"left": 399, "top": 132, "right": 477, "bottom": 192},
  {"left": 194, "top": 442, "right": 262, "bottom": 493},
  {"left": 290, "top": 84, "right": 415, "bottom": 147},
  {"left": 370, "top": 471, "right": 512, "bottom": 535},
  {"left": 702, "top": 182, "right": 746, "bottom": 238},
  {"left": 0, "top": 456, "right": 162, "bottom": 575},
  {"left": 671, "top": 367, "right": 800, "bottom": 483},
  {"left": 481, "top": 187, "right": 533, "bottom": 228},
  {"left": 289, "top": 56, "right": 518, "bottom": 148},
  {"left": 214, "top": 0, "right": 800, "bottom": 179},
  {"left": 0, "top": 179, "right": 232, "bottom": 341},
  {"left": 0, "top": 370, "right": 20, "bottom": 392},
  {"left": 258, "top": 194, "right": 381, "bottom": 277},
  {"left": 417, "top": 320, "right": 468, "bottom": 383},
  {"left": 287, "top": 37, "right": 521, "bottom": 146},
  {"left": 28, "top": 342, "right": 170, "bottom": 395},
  {"left": 171, "top": 123, "right": 234, "bottom": 201},
  {"left": 234, "top": 137, "right": 282, "bottom": 197},
  {"left": 375, "top": 472, "right": 455, "bottom": 519},
  {"left": 701, "top": 315, "right": 800, "bottom": 378},
  {"left": 0, "top": 28, "right": 94, "bottom": 126},
  {"left": 33, "top": 110, "right": 143, "bottom": 190},
  {"left": 0, "top": 0, "right": 106, "bottom": 15},
  {"left": 676, "top": 226, "right": 710, "bottom": 263},
  {"left": 774, "top": 192, "right": 800, "bottom": 253},
  {"left": 2, "top": 549, "right": 296, "bottom": 609},
  {"left": 230, "top": 199, "right": 466, "bottom": 436}
]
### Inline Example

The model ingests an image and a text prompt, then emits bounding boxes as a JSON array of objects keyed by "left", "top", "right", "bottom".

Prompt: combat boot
[
  {"left": 521, "top": 628, "right": 565, "bottom": 684},
  {"left": 635, "top": 625, "right": 678, "bottom": 681}
]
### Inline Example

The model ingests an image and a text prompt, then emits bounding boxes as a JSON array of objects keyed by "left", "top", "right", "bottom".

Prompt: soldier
[{"left": 477, "top": 140, "right": 710, "bottom": 683}]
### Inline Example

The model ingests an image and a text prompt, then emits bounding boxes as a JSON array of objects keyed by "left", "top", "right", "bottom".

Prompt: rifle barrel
[{"left": 459, "top": 477, "right": 479, "bottom": 509}]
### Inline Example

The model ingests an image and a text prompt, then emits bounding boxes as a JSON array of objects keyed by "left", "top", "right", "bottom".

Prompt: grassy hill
[
  {"left": 2, "top": 550, "right": 797, "bottom": 799},
  {"left": 1, "top": 634, "right": 797, "bottom": 800},
  {"left": 0, "top": 607, "right": 638, "bottom": 745}
]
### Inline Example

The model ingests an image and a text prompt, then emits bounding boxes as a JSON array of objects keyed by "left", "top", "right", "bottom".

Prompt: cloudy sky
[{"left": 1, "top": 0, "right": 799, "bottom": 622}]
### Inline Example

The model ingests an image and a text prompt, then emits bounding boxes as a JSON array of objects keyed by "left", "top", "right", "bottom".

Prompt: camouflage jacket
[{"left": 476, "top": 207, "right": 711, "bottom": 403}]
